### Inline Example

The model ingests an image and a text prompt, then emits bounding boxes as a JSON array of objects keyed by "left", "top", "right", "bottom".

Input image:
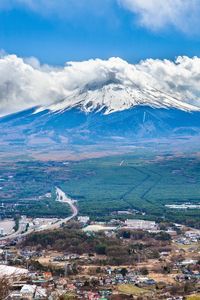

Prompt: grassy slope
[
  {"left": 187, "top": 295, "right": 200, "bottom": 300},
  {"left": 117, "top": 284, "right": 152, "bottom": 296}
]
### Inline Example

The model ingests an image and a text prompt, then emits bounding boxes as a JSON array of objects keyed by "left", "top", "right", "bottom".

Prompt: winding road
[
  {"left": 0, "top": 187, "right": 78, "bottom": 241},
  {"left": 48, "top": 187, "right": 78, "bottom": 230}
]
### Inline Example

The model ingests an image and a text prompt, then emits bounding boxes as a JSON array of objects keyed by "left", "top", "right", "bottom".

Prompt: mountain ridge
[{"left": 34, "top": 82, "right": 200, "bottom": 115}]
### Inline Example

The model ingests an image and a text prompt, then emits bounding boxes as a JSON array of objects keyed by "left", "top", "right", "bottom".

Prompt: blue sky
[
  {"left": 1, "top": 0, "right": 200, "bottom": 65},
  {"left": 1, "top": 1, "right": 200, "bottom": 116}
]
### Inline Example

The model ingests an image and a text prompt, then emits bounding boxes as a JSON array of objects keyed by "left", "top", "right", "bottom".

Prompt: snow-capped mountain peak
[{"left": 35, "top": 81, "right": 200, "bottom": 115}]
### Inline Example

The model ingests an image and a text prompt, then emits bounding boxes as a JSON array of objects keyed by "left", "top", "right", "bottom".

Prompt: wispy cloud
[
  {"left": 118, "top": 0, "right": 200, "bottom": 34},
  {"left": 1, "top": 0, "right": 200, "bottom": 35},
  {"left": 0, "top": 0, "right": 114, "bottom": 19},
  {"left": 0, "top": 54, "right": 200, "bottom": 116}
]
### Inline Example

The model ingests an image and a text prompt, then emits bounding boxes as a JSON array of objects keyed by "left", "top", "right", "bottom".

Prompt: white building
[
  {"left": 20, "top": 284, "right": 36, "bottom": 299},
  {"left": 78, "top": 216, "right": 90, "bottom": 224},
  {"left": 185, "top": 230, "right": 200, "bottom": 238},
  {"left": 9, "top": 285, "right": 47, "bottom": 300},
  {"left": 179, "top": 259, "right": 198, "bottom": 266},
  {"left": 124, "top": 219, "right": 157, "bottom": 230},
  {"left": 34, "top": 287, "right": 47, "bottom": 299},
  {"left": 0, "top": 265, "right": 28, "bottom": 280}
]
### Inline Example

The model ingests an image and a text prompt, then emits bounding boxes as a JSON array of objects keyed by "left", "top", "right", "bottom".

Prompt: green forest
[{"left": 0, "top": 152, "right": 200, "bottom": 227}]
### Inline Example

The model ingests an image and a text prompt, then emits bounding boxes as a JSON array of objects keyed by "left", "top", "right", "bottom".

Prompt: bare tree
[{"left": 0, "top": 277, "right": 10, "bottom": 299}]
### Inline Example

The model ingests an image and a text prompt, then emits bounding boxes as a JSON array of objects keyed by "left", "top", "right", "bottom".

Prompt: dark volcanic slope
[{"left": 0, "top": 106, "right": 200, "bottom": 150}]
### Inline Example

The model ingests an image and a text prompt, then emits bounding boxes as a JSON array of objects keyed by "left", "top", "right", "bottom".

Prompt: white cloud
[
  {"left": 119, "top": 0, "right": 200, "bottom": 33},
  {"left": 2, "top": 0, "right": 200, "bottom": 34},
  {"left": 0, "top": 54, "right": 200, "bottom": 116}
]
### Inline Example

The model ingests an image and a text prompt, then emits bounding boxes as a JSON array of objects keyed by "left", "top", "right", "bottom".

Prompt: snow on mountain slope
[{"left": 35, "top": 82, "right": 200, "bottom": 115}]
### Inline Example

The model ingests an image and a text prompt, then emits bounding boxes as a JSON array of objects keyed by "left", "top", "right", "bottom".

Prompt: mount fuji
[
  {"left": 1, "top": 79, "right": 200, "bottom": 157},
  {"left": 35, "top": 81, "right": 199, "bottom": 115}
]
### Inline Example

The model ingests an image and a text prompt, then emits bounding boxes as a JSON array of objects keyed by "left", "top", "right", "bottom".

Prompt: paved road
[
  {"left": 47, "top": 187, "right": 78, "bottom": 230},
  {"left": 0, "top": 219, "right": 27, "bottom": 241},
  {"left": 0, "top": 187, "right": 78, "bottom": 241}
]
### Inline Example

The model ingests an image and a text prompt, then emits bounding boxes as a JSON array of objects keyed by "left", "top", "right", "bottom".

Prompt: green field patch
[{"left": 117, "top": 284, "right": 152, "bottom": 296}]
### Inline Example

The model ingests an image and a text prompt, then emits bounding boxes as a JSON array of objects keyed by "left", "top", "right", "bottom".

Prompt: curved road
[
  {"left": 0, "top": 187, "right": 78, "bottom": 241},
  {"left": 48, "top": 187, "right": 78, "bottom": 230}
]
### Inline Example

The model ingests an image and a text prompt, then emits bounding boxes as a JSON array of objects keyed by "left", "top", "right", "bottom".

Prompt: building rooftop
[{"left": 0, "top": 265, "right": 28, "bottom": 277}]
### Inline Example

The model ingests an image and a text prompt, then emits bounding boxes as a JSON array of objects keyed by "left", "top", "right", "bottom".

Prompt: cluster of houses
[
  {"left": 0, "top": 263, "right": 157, "bottom": 300},
  {"left": 95, "top": 273, "right": 156, "bottom": 288},
  {"left": 0, "top": 217, "right": 199, "bottom": 299},
  {"left": 2, "top": 259, "right": 199, "bottom": 300},
  {"left": 8, "top": 284, "right": 47, "bottom": 300},
  {"left": 175, "top": 230, "right": 200, "bottom": 245},
  {"left": 53, "top": 254, "right": 80, "bottom": 262},
  {"left": 0, "top": 266, "right": 51, "bottom": 299}
]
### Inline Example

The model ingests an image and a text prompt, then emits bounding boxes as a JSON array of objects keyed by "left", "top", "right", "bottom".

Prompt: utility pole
[{"left": 64, "top": 263, "right": 68, "bottom": 277}]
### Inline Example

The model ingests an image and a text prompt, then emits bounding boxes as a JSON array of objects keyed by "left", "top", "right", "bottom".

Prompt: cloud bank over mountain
[{"left": 0, "top": 54, "right": 200, "bottom": 116}]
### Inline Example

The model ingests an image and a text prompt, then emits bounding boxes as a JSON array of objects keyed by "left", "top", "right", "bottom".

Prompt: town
[{"left": 0, "top": 212, "right": 199, "bottom": 300}]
